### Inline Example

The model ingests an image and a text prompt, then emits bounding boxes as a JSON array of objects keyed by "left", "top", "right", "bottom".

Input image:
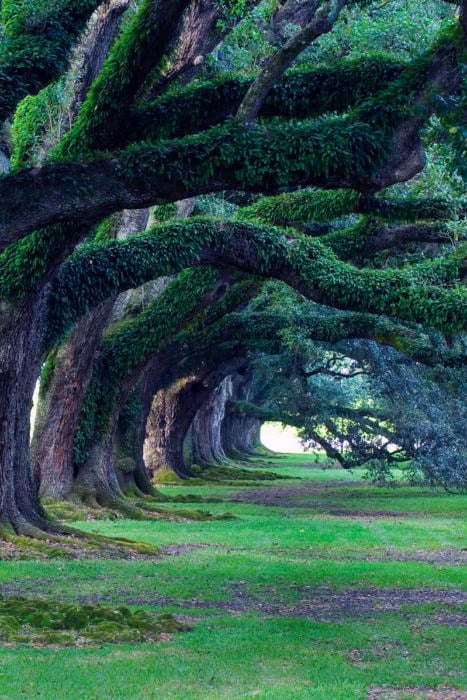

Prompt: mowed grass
[{"left": 0, "top": 454, "right": 465, "bottom": 699}]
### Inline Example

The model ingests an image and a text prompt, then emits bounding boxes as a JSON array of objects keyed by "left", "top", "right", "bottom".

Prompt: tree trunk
[
  {"left": 223, "top": 414, "right": 262, "bottom": 457},
  {"left": 191, "top": 376, "right": 232, "bottom": 465},
  {"left": 114, "top": 379, "right": 156, "bottom": 496},
  {"left": 72, "top": 392, "right": 124, "bottom": 506},
  {"left": 32, "top": 299, "right": 115, "bottom": 499},
  {"left": 145, "top": 376, "right": 221, "bottom": 478},
  {"left": 0, "top": 292, "right": 52, "bottom": 534},
  {"left": 34, "top": 208, "right": 150, "bottom": 500},
  {"left": 70, "top": 0, "right": 130, "bottom": 118}
]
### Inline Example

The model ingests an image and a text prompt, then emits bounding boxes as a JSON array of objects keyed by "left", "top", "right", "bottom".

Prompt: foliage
[{"left": 0, "top": 0, "right": 101, "bottom": 121}]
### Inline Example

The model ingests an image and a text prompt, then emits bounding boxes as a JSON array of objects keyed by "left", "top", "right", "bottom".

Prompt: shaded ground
[
  {"left": 115, "top": 586, "right": 467, "bottom": 625},
  {"left": 159, "top": 542, "right": 467, "bottom": 565},
  {"left": 230, "top": 483, "right": 443, "bottom": 517}
]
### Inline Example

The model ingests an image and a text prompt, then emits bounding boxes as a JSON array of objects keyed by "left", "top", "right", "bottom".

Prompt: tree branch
[
  {"left": 236, "top": 1, "right": 347, "bottom": 126},
  {"left": 0, "top": 0, "right": 102, "bottom": 122},
  {"left": 48, "top": 219, "right": 467, "bottom": 339}
]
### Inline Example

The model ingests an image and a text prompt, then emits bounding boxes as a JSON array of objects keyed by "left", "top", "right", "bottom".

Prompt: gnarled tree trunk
[
  {"left": 144, "top": 377, "right": 213, "bottom": 478},
  {"left": 190, "top": 376, "right": 232, "bottom": 465},
  {"left": 34, "top": 208, "right": 151, "bottom": 500},
  {"left": 0, "top": 291, "right": 52, "bottom": 534},
  {"left": 32, "top": 299, "right": 115, "bottom": 499}
]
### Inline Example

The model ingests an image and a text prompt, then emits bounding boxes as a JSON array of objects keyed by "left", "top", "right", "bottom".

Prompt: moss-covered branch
[
  {"left": 236, "top": 0, "right": 348, "bottom": 126},
  {"left": 131, "top": 55, "right": 405, "bottom": 142},
  {"left": 0, "top": 0, "right": 102, "bottom": 121},
  {"left": 56, "top": 0, "right": 192, "bottom": 156},
  {"left": 49, "top": 218, "right": 467, "bottom": 339},
  {"left": 239, "top": 188, "right": 464, "bottom": 227},
  {"left": 3, "top": 21, "right": 464, "bottom": 251}
]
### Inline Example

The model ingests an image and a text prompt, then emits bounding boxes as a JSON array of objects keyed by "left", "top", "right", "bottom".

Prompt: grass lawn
[{"left": 0, "top": 454, "right": 465, "bottom": 699}]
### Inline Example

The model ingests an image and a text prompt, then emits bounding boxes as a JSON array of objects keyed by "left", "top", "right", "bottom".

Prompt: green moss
[
  {"left": 55, "top": 0, "right": 191, "bottom": 157},
  {"left": 0, "top": 596, "right": 190, "bottom": 646},
  {"left": 116, "top": 457, "right": 137, "bottom": 474},
  {"left": 154, "top": 470, "right": 186, "bottom": 484},
  {"left": 39, "top": 346, "right": 59, "bottom": 397},
  {"left": 238, "top": 189, "right": 458, "bottom": 228},
  {"left": 132, "top": 54, "right": 405, "bottom": 143},
  {"left": 0, "top": 0, "right": 101, "bottom": 121},
  {"left": 190, "top": 464, "right": 287, "bottom": 482}
]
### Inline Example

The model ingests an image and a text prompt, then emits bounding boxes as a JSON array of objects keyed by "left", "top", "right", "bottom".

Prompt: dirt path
[
  {"left": 160, "top": 543, "right": 467, "bottom": 565},
  {"left": 367, "top": 688, "right": 467, "bottom": 699},
  {"left": 119, "top": 586, "right": 467, "bottom": 625},
  {"left": 231, "top": 482, "right": 441, "bottom": 517}
]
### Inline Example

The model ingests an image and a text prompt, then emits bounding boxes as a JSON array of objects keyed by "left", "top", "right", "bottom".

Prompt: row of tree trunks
[{"left": 142, "top": 368, "right": 264, "bottom": 479}]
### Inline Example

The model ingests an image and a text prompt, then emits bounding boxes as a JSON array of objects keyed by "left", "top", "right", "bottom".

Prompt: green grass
[
  {"left": 0, "top": 616, "right": 465, "bottom": 699},
  {"left": 0, "top": 454, "right": 465, "bottom": 699}
]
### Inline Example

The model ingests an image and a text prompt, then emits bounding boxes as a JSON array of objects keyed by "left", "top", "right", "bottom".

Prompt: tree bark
[
  {"left": 32, "top": 299, "right": 116, "bottom": 499},
  {"left": 70, "top": 0, "right": 130, "bottom": 118},
  {"left": 72, "top": 384, "right": 128, "bottom": 505},
  {"left": 114, "top": 378, "right": 157, "bottom": 497},
  {"left": 237, "top": 1, "right": 345, "bottom": 126},
  {"left": 191, "top": 377, "right": 232, "bottom": 465},
  {"left": 221, "top": 373, "right": 263, "bottom": 458},
  {"left": 145, "top": 377, "right": 212, "bottom": 478},
  {"left": 0, "top": 292, "right": 52, "bottom": 533},
  {"left": 34, "top": 208, "right": 150, "bottom": 499}
]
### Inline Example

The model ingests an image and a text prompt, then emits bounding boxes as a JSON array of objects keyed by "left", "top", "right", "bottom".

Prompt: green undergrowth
[{"left": 0, "top": 596, "right": 189, "bottom": 647}]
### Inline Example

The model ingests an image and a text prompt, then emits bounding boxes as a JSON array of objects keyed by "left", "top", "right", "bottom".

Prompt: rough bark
[
  {"left": 191, "top": 376, "right": 232, "bottom": 465},
  {"left": 32, "top": 299, "right": 116, "bottom": 499},
  {"left": 145, "top": 378, "right": 211, "bottom": 478},
  {"left": 0, "top": 293, "right": 52, "bottom": 533},
  {"left": 221, "top": 373, "right": 262, "bottom": 457},
  {"left": 71, "top": 372, "right": 142, "bottom": 505},
  {"left": 70, "top": 0, "right": 130, "bottom": 118},
  {"left": 34, "top": 208, "right": 150, "bottom": 499},
  {"left": 224, "top": 413, "right": 262, "bottom": 456},
  {"left": 145, "top": 358, "right": 249, "bottom": 477},
  {"left": 149, "top": 0, "right": 223, "bottom": 96},
  {"left": 114, "top": 377, "right": 157, "bottom": 496},
  {"left": 237, "top": 1, "right": 346, "bottom": 126}
]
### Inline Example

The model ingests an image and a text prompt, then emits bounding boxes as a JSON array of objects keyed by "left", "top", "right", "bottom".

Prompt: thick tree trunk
[
  {"left": 223, "top": 372, "right": 263, "bottom": 457},
  {"left": 72, "top": 394, "right": 124, "bottom": 505},
  {"left": 193, "top": 371, "right": 261, "bottom": 460},
  {"left": 0, "top": 293, "right": 52, "bottom": 534},
  {"left": 191, "top": 377, "right": 232, "bottom": 465},
  {"left": 114, "top": 379, "right": 156, "bottom": 496},
  {"left": 144, "top": 378, "right": 213, "bottom": 478},
  {"left": 222, "top": 412, "right": 262, "bottom": 458},
  {"left": 32, "top": 300, "right": 115, "bottom": 499},
  {"left": 34, "top": 209, "right": 150, "bottom": 500}
]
